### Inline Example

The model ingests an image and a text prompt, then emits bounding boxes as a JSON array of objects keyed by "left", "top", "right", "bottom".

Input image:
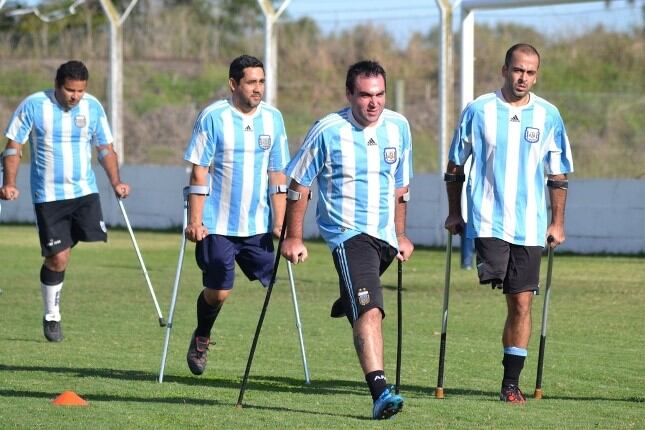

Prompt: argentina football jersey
[
  {"left": 184, "top": 100, "right": 290, "bottom": 237},
  {"left": 449, "top": 90, "right": 574, "bottom": 246},
  {"left": 287, "top": 107, "right": 413, "bottom": 251},
  {"left": 4, "top": 90, "right": 113, "bottom": 204}
]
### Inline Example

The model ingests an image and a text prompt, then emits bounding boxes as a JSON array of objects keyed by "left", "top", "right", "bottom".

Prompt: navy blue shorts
[
  {"left": 34, "top": 193, "right": 107, "bottom": 257},
  {"left": 475, "top": 237, "right": 542, "bottom": 294},
  {"left": 195, "top": 233, "right": 274, "bottom": 290},
  {"left": 332, "top": 234, "right": 397, "bottom": 326}
]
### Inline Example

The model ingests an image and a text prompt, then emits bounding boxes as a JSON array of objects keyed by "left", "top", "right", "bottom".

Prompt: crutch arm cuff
[{"left": 187, "top": 185, "right": 210, "bottom": 195}]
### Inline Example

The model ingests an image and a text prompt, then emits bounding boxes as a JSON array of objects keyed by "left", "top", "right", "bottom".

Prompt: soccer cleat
[
  {"left": 500, "top": 384, "right": 527, "bottom": 404},
  {"left": 330, "top": 297, "right": 345, "bottom": 318},
  {"left": 372, "top": 386, "right": 404, "bottom": 420},
  {"left": 43, "top": 318, "right": 63, "bottom": 342},
  {"left": 186, "top": 331, "right": 210, "bottom": 375}
]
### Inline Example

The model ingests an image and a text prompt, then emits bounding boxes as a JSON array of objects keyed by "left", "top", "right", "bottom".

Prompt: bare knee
[
  {"left": 45, "top": 249, "right": 71, "bottom": 272},
  {"left": 202, "top": 288, "right": 230, "bottom": 306},
  {"left": 507, "top": 293, "right": 533, "bottom": 318}
]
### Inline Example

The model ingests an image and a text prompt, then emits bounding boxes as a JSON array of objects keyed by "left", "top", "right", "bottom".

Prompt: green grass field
[{"left": 0, "top": 225, "right": 643, "bottom": 429}]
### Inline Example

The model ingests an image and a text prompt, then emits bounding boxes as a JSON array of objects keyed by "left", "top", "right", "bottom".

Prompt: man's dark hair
[
  {"left": 504, "top": 43, "right": 541, "bottom": 68},
  {"left": 55, "top": 61, "right": 89, "bottom": 87},
  {"left": 229, "top": 55, "right": 264, "bottom": 84},
  {"left": 345, "top": 60, "right": 387, "bottom": 94}
]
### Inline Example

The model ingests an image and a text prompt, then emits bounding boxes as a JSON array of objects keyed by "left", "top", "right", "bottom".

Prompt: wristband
[{"left": 444, "top": 173, "right": 465, "bottom": 183}]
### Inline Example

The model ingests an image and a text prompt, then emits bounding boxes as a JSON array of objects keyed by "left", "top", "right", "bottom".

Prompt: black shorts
[
  {"left": 35, "top": 193, "right": 107, "bottom": 257},
  {"left": 332, "top": 234, "right": 397, "bottom": 326},
  {"left": 195, "top": 233, "right": 274, "bottom": 290},
  {"left": 475, "top": 237, "right": 542, "bottom": 294}
]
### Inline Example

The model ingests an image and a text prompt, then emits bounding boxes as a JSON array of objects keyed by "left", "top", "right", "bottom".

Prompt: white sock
[{"left": 41, "top": 282, "right": 63, "bottom": 321}]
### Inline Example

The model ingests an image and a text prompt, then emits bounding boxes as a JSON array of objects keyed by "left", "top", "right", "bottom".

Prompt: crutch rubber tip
[
  {"left": 533, "top": 389, "right": 543, "bottom": 399},
  {"left": 235, "top": 403, "right": 243, "bottom": 409},
  {"left": 159, "top": 318, "right": 166, "bottom": 327},
  {"left": 435, "top": 388, "right": 445, "bottom": 399}
]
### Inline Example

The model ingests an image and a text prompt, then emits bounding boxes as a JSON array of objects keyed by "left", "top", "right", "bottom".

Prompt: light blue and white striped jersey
[
  {"left": 287, "top": 107, "right": 413, "bottom": 251},
  {"left": 449, "top": 90, "right": 574, "bottom": 246},
  {"left": 184, "top": 100, "right": 290, "bottom": 237},
  {"left": 4, "top": 90, "right": 113, "bottom": 203}
]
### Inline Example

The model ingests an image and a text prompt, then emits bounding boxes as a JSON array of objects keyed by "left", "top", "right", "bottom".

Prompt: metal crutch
[
  {"left": 534, "top": 236, "right": 556, "bottom": 399},
  {"left": 158, "top": 187, "right": 190, "bottom": 383},
  {"left": 395, "top": 260, "right": 403, "bottom": 394},
  {"left": 435, "top": 232, "right": 453, "bottom": 399},
  {"left": 286, "top": 260, "right": 311, "bottom": 384},
  {"left": 117, "top": 198, "right": 165, "bottom": 327}
]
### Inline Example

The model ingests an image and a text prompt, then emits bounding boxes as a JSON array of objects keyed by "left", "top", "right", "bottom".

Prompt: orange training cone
[{"left": 51, "top": 390, "right": 89, "bottom": 406}]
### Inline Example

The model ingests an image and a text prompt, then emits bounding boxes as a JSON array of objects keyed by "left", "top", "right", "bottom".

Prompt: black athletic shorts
[
  {"left": 475, "top": 237, "right": 542, "bottom": 294},
  {"left": 332, "top": 234, "right": 397, "bottom": 326},
  {"left": 34, "top": 193, "right": 107, "bottom": 257},
  {"left": 195, "top": 233, "right": 274, "bottom": 290}
]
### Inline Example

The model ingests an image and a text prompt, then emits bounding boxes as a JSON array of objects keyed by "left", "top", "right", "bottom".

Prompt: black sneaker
[
  {"left": 330, "top": 297, "right": 345, "bottom": 318},
  {"left": 500, "top": 384, "right": 526, "bottom": 404},
  {"left": 186, "top": 330, "right": 210, "bottom": 375},
  {"left": 43, "top": 318, "right": 63, "bottom": 342}
]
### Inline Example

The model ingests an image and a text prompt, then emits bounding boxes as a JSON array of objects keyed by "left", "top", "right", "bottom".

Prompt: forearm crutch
[
  {"left": 236, "top": 219, "right": 287, "bottom": 408},
  {"left": 158, "top": 186, "right": 191, "bottom": 383},
  {"left": 117, "top": 198, "right": 165, "bottom": 327},
  {"left": 534, "top": 237, "right": 555, "bottom": 399},
  {"left": 395, "top": 260, "right": 403, "bottom": 394},
  {"left": 286, "top": 260, "right": 311, "bottom": 384},
  {"left": 435, "top": 232, "right": 453, "bottom": 399}
]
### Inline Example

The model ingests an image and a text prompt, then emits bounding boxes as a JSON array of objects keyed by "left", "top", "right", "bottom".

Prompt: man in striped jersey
[
  {"left": 281, "top": 60, "right": 413, "bottom": 419},
  {"left": 444, "top": 43, "right": 574, "bottom": 403},
  {"left": 1, "top": 60, "right": 130, "bottom": 342},
  {"left": 183, "top": 55, "right": 290, "bottom": 376}
]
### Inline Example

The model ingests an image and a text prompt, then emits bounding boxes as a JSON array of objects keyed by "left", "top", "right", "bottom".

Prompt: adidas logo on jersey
[
  {"left": 510, "top": 115, "right": 520, "bottom": 122},
  {"left": 367, "top": 138, "right": 377, "bottom": 146},
  {"left": 244, "top": 125, "right": 253, "bottom": 132}
]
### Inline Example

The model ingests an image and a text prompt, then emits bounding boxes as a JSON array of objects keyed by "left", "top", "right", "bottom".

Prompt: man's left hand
[{"left": 113, "top": 183, "right": 130, "bottom": 199}]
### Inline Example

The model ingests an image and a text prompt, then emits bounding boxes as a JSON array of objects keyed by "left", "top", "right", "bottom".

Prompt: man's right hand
[
  {"left": 444, "top": 213, "right": 465, "bottom": 235},
  {"left": 0, "top": 185, "right": 19, "bottom": 201},
  {"left": 185, "top": 222, "right": 209, "bottom": 242},
  {"left": 281, "top": 237, "right": 308, "bottom": 264}
]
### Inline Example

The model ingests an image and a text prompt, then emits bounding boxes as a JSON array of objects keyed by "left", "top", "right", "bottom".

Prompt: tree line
[{"left": 0, "top": 0, "right": 643, "bottom": 177}]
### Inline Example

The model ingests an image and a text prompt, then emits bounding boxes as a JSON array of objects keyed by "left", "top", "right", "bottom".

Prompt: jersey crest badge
[
  {"left": 258, "top": 134, "right": 271, "bottom": 149},
  {"left": 74, "top": 115, "right": 87, "bottom": 128},
  {"left": 358, "top": 288, "right": 370, "bottom": 306},
  {"left": 383, "top": 147, "right": 397, "bottom": 164},
  {"left": 524, "top": 127, "right": 540, "bottom": 143}
]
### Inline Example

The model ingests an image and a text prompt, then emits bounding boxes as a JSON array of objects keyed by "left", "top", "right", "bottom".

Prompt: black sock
[
  {"left": 195, "top": 292, "right": 222, "bottom": 338},
  {"left": 502, "top": 353, "right": 526, "bottom": 387},
  {"left": 365, "top": 370, "right": 387, "bottom": 401}
]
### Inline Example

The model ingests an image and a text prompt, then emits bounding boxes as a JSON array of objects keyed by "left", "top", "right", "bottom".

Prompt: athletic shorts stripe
[{"left": 335, "top": 243, "right": 359, "bottom": 321}]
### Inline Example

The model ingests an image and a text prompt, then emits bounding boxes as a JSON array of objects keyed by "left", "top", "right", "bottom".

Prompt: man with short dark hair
[
  {"left": 444, "top": 43, "right": 574, "bottom": 403},
  {"left": 282, "top": 60, "right": 413, "bottom": 420},
  {"left": 183, "top": 55, "right": 290, "bottom": 377},
  {"left": 1, "top": 60, "right": 130, "bottom": 342}
]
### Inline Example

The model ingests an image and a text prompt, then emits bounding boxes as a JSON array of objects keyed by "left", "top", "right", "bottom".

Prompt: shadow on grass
[{"left": 1, "top": 364, "right": 641, "bottom": 405}]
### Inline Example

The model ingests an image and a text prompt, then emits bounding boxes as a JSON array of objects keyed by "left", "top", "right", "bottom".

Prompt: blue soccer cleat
[{"left": 372, "top": 386, "right": 404, "bottom": 420}]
